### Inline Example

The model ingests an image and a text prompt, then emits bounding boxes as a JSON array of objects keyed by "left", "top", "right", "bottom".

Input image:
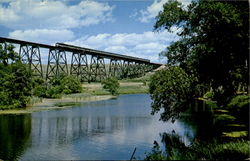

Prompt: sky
[{"left": 0, "top": 0, "right": 190, "bottom": 63}]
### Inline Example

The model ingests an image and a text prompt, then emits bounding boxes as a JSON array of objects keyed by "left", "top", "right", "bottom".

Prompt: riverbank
[
  {"left": 83, "top": 81, "right": 149, "bottom": 95},
  {"left": 0, "top": 80, "right": 149, "bottom": 115},
  {"left": 0, "top": 94, "right": 116, "bottom": 115}
]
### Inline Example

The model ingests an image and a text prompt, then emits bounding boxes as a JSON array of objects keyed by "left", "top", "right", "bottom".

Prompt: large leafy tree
[
  {"left": 149, "top": 66, "right": 195, "bottom": 121},
  {"left": 0, "top": 44, "right": 32, "bottom": 109},
  {"left": 154, "top": 0, "right": 249, "bottom": 105}
]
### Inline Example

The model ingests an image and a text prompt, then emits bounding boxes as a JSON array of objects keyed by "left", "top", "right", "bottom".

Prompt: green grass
[
  {"left": 192, "top": 140, "right": 250, "bottom": 160},
  {"left": 90, "top": 89, "right": 110, "bottom": 95},
  {"left": 118, "top": 85, "right": 148, "bottom": 94},
  {"left": 86, "top": 84, "right": 149, "bottom": 95},
  {"left": 120, "top": 72, "right": 154, "bottom": 82},
  {"left": 145, "top": 139, "right": 250, "bottom": 160},
  {"left": 54, "top": 102, "right": 81, "bottom": 107},
  {"left": 82, "top": 79, "right": 149, "bottom": 96}
]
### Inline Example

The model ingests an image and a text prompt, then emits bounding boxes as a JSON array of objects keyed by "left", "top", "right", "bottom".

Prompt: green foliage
[
  {"left": 203, "top": 91, "right": 215, "bottom": 100},
  {"left": 227, "top": 95, "right": 250, "bottom": 111},
  {"left": 144, "top": 141, "right": 167, "bottom": 160},
  {"left": 222, "top": 131, "right": 248, "bottom": 138},
  {"left": 149, "top": 66, "right": 195, "bottom": 121},
  {"left": 101, "top": 77, "right": 120, "bottom": 95},
  {"left": 45, "top": 86, "right": 62, "bottom": 98},
  {"left": 188, "top": 139, "right": 250, "bottom": 160},
  {"left": 155, "top": 0, "right": 249, "bottom": 105},
  {"left": 0, "top": 44, "right": 19, "bottom": 66},
  {"left": 145, "top": 133, "right": 250, "bottom": 160},
  {"left": 45, "top": 75, "right": 82, "bottom": 98},
  {"left": 226, "top": 94, "right": 249, "bottom": 123},
  {"left": 61, "top": 76, "right": 82, "bottom": 94},
  {"left": 31, "top": 77, "right": 47, "bottom": 98},
  {"left": 0, "top": 45, "right": 32, "bottom": 109},
  {"left": 214, "top": 113, "right": 236, "bottom": 123}
]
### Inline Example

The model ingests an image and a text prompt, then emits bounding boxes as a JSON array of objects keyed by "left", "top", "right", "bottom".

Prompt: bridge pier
[
  {"left": 121, "top": 60, "right": 129, "bottom": 78},
  {"left": 109, "top": 59, "right": 121, "bottom": 78},
  {"left": 30, "top": 46, "right": 43, "bottom": 77},
  {"left": 19, "top": 44, "right": 43, "bottom": 77},
  {"left": 89, "top": 55, "right": 106, "bottom": 82},
  {"left": 70, "top": 52, "right": 88, "bottom": 82},
  {"left": 46, "top": 48, "right": 68, "bottom": 81}
]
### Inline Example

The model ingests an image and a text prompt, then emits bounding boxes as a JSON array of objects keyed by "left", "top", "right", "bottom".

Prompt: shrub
[
  {"left": 44, "top": 75, "right": 82, "bottom": 98},
  {"left": 61, "top": 76, "right": 82, "bottom": 94},
  {"left": 101, "top": 77, "right": 120, "bottom": 95},
  {"left": 46, "top": 86, "right": 62, "bottom": 98},
  {"left": 32, "top": 77, "right": 47, "bottom": 97}
]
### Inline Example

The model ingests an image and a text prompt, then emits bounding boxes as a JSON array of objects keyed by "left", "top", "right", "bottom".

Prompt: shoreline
[
  {"left": 0, "top": 80, "right": 150, "bottom": 115},
  {"left": 0, "top": 93, "right": 116, "bottom": 115}
]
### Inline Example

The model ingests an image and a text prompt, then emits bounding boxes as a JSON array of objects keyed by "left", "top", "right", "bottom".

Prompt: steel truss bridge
[{"left": 0, "top": 37, "right": 161, "bottom": 82}]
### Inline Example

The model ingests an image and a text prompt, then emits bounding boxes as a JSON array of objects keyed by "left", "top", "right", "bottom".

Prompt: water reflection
[
  {"left": 0, "top": 94, "right": 199, "bottom": 160},
  {"left": 20, "top": 94, "right": 196, "bottom": 160},
  {"left": 0, "top": 114, "right": 31, "bottom": 161}
]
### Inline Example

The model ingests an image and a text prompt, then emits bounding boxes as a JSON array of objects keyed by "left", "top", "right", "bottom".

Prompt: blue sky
[{"left": 0, "top": 0, "right": 189, "bottom": 63}]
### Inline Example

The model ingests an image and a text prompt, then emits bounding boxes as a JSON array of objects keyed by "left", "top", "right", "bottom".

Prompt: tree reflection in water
[{"left": 0, "top": 114, "right": 31, "bottom": 161}]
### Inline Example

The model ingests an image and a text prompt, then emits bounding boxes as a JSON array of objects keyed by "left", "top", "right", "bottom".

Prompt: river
[{"left": 0, "top": 94, "right": 210, "bottom": 160}]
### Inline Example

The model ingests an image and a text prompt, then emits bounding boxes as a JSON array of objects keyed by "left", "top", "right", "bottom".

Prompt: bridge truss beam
[
  {"left": 70, "top": 52, "right": 89, "bottom": 82},
  {"left": 0, "top": 37, "right": 161, "bottom": 82},
  {"left": 19, "top": 44, "right": 43, "bottom": 77},
  {"left": 46, "top": 48, "right": 68, "bottom": 81}
]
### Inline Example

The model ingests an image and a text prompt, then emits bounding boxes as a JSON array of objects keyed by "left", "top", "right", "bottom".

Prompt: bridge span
[{"left": 0, "top": 37, "right": 161, "bottom": 82}]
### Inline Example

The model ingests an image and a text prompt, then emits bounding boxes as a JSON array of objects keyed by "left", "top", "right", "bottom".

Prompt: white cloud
[
  {"left": 138, "top": 0, "right": 191, "bottom": 23},
  {"left": 66, "top": 30, "right": 178, "bottom": 63},
  {"left": 9, "top": 29, "right": 75, "bottom": 45},
  {"left": 0, "top": 0, "right": 115, "bottom": 30}
]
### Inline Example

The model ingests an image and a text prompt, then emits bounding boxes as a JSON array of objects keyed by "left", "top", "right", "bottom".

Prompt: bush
[
  {"left": 61, "top": 76, "right": 82, "bottom": 94},
  {"left": 46, "top": 86, "right": 62, "bottom": 98},
  {"left": 101, "top": 77, "right": 120, "bottom": 95},
  {"left": 44, "top": 75, "right": 82, "bottom": 98},
  {"left": 32, "top": 77, "right": 47, "bottom": 97}
]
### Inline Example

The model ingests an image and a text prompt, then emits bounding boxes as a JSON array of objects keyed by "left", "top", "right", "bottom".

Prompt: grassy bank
[
  {"left": 82, "top": 72, "right": 154, "bottom": 95},
  {"left": 0, "top": 94, "right": 115, "bottom": 115},
  {"left": 0, "top": 76, "right": 151, "bottom": 114},
  {"left": 83, "top": 81, "right": 149, "bottom": 95}
]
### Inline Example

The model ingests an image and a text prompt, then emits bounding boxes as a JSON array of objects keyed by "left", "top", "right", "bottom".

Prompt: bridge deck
[
  {"left": 0, "top": 37, "right": 150, "bottom": 63},
  {"left": 56, "top": 43, "right": 149, "bottom": 63}
]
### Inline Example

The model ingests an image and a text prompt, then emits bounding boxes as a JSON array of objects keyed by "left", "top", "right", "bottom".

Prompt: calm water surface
[{"left": 0, "top": 94, "right": 202, "bottom": 160}]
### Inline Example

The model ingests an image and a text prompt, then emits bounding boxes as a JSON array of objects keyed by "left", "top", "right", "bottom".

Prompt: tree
[
  {"left": 101, "top": 77, "right": 120, "bottom": 95},
  {"left": 0, "top": 44, "right": 32, "bottom": 109},
  {"left": 154, "top": 0, "right": 249, "bottom": 105},
  {"left": 149, "top": 66, "right": 195, "bottom": 121},
  {"left": 0, "top": 44, "right": 19, "bottom": 66}
]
